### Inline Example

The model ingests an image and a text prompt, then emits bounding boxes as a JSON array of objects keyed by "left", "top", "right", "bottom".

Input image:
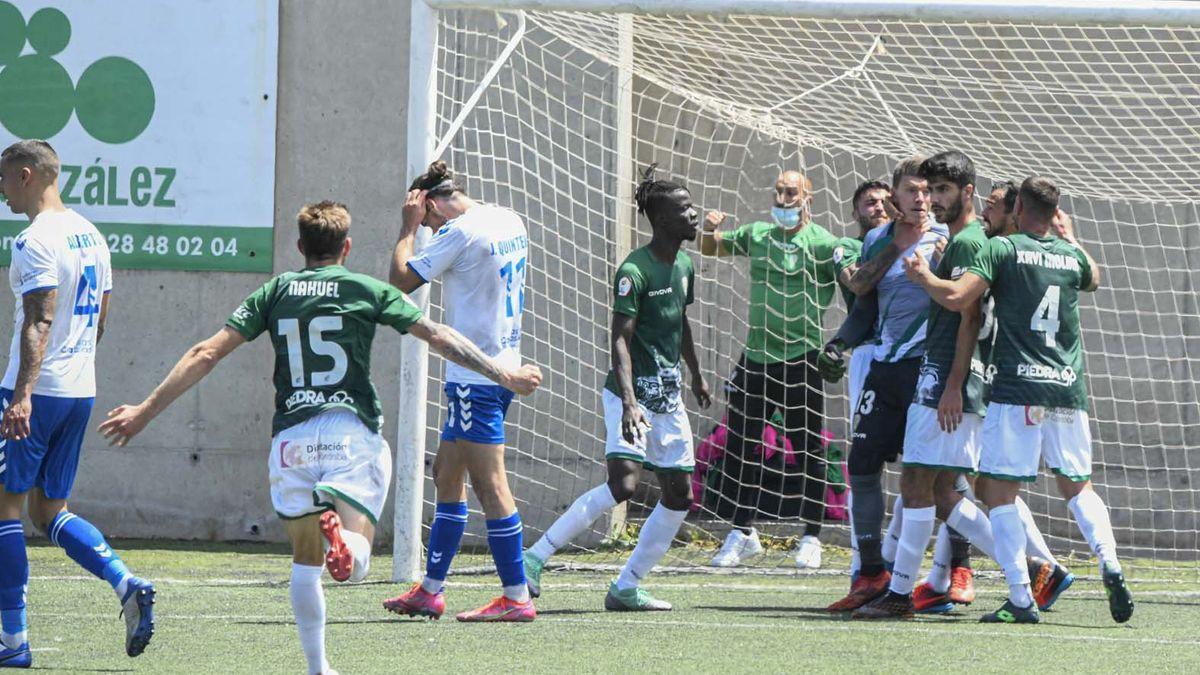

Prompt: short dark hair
[
  {"left": 891, "top": 156, "right": 926, "bottom": 190},
  {"left": 297, "top": 200, "right": 351, "bottom": 259},
  {"left": 990, "top": 180, "right": 1018, "bottom": 212},
  {"left": 634, "top": 163, "right": 687, "bottom": 223},
  {"left": 920, "top": 150, "right": 975, "bottom": 189},
  {"left": 1, "top": 139, "right": 59, "bottom": 178},
  {"left": 851, "top": 180, "right": 890, "bottom": 209},
  {"left": 409, "top": 160, "right": 460, "bottom": 198},
  {"left": 1018, "top": 176, "right": 1060, "bottom": 221}
]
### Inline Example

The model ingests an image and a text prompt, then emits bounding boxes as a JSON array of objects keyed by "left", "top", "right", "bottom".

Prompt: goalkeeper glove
[{"left": 817, "top": 338, "right": 848, "bottom": 383}]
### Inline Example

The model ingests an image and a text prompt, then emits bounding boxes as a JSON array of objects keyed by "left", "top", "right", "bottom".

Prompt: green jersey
[
  {"left": 720, "top": 221, "right": 839, "bottom": 363},
  {"left": 833, "top": 236, "right": 863, "bottom": 312},
  {"left": 227, "top": 265, "right": 424, "bottom": 435},
  {"left": 603, "top": 246, "right": 694, "bottom": 413},
  {"left": 968, "top": 233, "right": 1093, "bottom": 409},
  {"left": 915, "top": 219, "right": 987, "bottom": 414}
]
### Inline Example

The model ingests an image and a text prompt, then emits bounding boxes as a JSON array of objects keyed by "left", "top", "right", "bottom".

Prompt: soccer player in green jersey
[
  {"left": 700, "top": 170, "right": 840, "bottom": 569},
  {"left": 98, "top": 202, "right": 543, "bottom": 674},
  {"left": 982, "top": 180, "right": 1018, "bottom": 239},
  {"left": 524, "top": 165, "right": 711, "bottom": 611},
  {"left": 906, "top": 176, "right": 1133, "bottom": 625}
]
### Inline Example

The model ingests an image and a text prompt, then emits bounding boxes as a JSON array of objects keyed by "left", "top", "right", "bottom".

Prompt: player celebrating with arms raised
[
  {"left": 523, "top": 165, "right": 711, "bottom": 611},
  {"left": 0, "top": 140, "right": 154, "bottom": 668},
  {"left": 383, "top": 161, "right": 539, "bottom": 622},
  {"left": 905, "top": 176, "right": 1133, "bottom": 624},
  {"left": 100, "top": 201, "right": 541, "bottom": 674}
]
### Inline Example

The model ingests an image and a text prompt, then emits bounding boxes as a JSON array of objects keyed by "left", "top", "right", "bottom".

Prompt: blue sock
[
  {"left": 423, "top": 502, "right": 468, "bottom": 590},
  {"left": 0, "top": 520, "right": 28, "bottom": 648},
  {"left": 49, "top": 512, "right": 131, "bottom": 599},
  {"left": 486, "top": 511, "right": 526, "bottom": 598}
]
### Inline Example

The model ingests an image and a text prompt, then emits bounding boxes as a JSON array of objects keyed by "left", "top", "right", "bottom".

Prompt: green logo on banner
[{"left": 0, "top": 2, "right": 155, "bottom": 143}]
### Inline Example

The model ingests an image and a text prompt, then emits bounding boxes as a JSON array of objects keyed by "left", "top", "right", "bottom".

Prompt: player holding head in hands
[
  {"left": 384, "top": 161, "right": 540, "bottom": 622},
  {"left": 99, "top": 201, "right": 541, "bottom": 673},
  {"left": 0, "top": 140, "right": 154, "bottom": 668},
  {"left": 523, "top": 165, "right": 711, "bottom": 611},
  {"left": 904, "top": 176, "right": 1132, "bottom": 624},
  {"left": 700, "top": 170, "right": 841, "bottom": 570}
]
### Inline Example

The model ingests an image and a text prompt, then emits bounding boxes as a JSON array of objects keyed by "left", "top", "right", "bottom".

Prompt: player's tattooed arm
[
  {"left": 611, "top": 312, "right": 648, "bottom": 443},
  {"left": 938, "top": 298, "right": 982, "bottom": 433},
  {"left": 389, "top": 188, "right": 429, "bottom": 293},
  {"left": 410, "top": 318, "right": 542, "bottom": 395},
  {"left": 99, "top": 327, "right": 246, "bottom": 447},
  {"left": 847, "top": 221, "right": 927, "bottom": 296},
  {"left": 681, "top": 311, "right": 711, "bottom": 408},
  {"left": 2, "top": 289, "right": 56, "bottom": 440}
]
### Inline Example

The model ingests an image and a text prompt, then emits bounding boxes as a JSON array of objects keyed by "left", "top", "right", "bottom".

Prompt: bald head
[{"left": 774, "top": 170, "right": 812, "bottom": 208}]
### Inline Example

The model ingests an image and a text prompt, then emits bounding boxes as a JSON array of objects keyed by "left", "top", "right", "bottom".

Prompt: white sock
[
  {"left": 114, "top": 575, "right": 131, "bottom": 601},
  {"left": 946, "top": 498, "right": 995, "bottom": 559},
  {"left": 0, "top": 630, "right": 26, "bottom": 650},
  {"left": 615, "top": 503, "right": 687, "bottom": 591},
  {"left": 504, "top": 583, "right": 530, "bottom": 602},
  {"left": 531, "top": 483, "right": 618, "bottom": 562},
  {"left": 927, "top": 524, "right": 952, "bottom": 593},
  {"left": 989, "top": 504, "right": 1033, "bottom": 608},
  {"left": 889, "top": 506, "right": 935, "bottom": 595},
  {"left": 290, "top": 563, "right": 328, "bottom": 675},
  {"left": 881, "top": 495, "right": 904, "bottom": 564},
  {"left": 1068, "top": 489, "right": 1120, "bottom": 573},
  {"left": 1015, "top": 497, "right": 1057, "bottom": 566},
  {"left": 340, "top": 529, "right": 371, "bottom": 583}
]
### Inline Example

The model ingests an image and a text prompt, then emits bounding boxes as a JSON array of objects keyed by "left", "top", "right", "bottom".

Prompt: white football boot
[{"left": 710, "top": 528, "right": 764, "bottom": 567}]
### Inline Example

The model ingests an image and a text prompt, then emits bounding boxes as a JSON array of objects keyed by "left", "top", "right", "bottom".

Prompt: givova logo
[{"left": 0, "top": 2, "right": 154, "bottom": 143}]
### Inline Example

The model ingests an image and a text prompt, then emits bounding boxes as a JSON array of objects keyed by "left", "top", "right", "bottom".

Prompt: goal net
[{"left": 411, "top": 2, "right": 1200, "bottom": 578}]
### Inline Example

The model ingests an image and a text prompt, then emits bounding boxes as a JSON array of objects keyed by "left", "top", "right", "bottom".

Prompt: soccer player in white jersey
[
  {"left": 100, "top": 201, "right": 542, "bottom": 674},
  {"left": 383, "top": 161, "right": 538, "bottom": 622},
  {"left": 0, "top": 141, "right": 154, "bottom": 668},
  {"left": 906, "top": 176, "right": 1133, "bottom": 624}
]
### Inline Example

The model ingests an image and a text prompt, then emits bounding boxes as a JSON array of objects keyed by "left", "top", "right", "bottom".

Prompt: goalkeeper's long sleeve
[{"left": 836, "top": 290, "right": 879, "bottom": 349}]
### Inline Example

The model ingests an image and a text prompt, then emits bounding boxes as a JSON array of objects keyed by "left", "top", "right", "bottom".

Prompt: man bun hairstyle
[
  {"left": 891, "top": 155, "right": 927, "bottom": 189},
  {"left": 634, "top": 163, "right": 687, "bottom": 222},
  {"left": 409, "top": 160, "right": 459, "bottom": 198},
  {"left": 297, "top": 200, "right": 351, "bottom": 259},
  {"left": 919, "top": 150, "right": 976, "bottom": 189},
  {"left": 1, "top": 139, "right": 60, "bottom": 178},
  {"left": 1018, "top": 176, "right": 1060, "bottom": 221}
]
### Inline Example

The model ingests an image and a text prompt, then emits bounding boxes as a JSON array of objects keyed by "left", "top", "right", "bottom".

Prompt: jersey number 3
[{"left": 277, "top": 316, "right": 348, "bottom": 387}]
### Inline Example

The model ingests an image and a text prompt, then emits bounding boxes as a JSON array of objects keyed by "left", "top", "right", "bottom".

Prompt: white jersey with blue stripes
[
  {"left": 408, "top": 203, "right": 528, "bottom": 386},
  {"left": 3, "top": 209, "right": 112, "bottom": 398}
]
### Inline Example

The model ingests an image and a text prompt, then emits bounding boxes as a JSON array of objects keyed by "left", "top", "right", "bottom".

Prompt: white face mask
[{"left": 771, "top": 205, "right": 801, "bottom": 229}]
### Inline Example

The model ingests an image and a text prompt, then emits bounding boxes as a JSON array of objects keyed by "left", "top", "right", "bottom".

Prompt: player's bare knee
[
  {"left": 606, "top": 475, "right": 637, "bottom": 504},
  {"left": 933, "top": 485, "right": 962, "bottom": 521},
  {"left": 656, "top": 472, "right": 692, "bottom": 511},
  {"left": 1056, "top": 475, "right": 1091, "bottom": 500}
]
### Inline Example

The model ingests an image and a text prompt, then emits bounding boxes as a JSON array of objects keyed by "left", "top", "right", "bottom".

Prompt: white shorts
[
  {"left": 602, "top": 389, "right": 694, "bottom": 472},
  {"left": 269, "top": 410, "right": 393, "bottom": 523},
  {"left": 901, "top": 404, "right": 982, "bottom": 473},
  {"left": 848, "top": 346, "right": 873, "bottom": 416},
  {"left": 979, "top": 403, "right": 1093, "bottom": 482}
]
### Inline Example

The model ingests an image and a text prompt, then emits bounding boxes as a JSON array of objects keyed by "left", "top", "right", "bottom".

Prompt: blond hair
[{"left": 297, "top": 200, "right": 351, "bottom": 258}]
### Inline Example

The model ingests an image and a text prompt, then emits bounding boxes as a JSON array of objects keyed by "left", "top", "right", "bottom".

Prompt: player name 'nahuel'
[
  {"left": 1016, "top": 249, "right": 1081, "bottom": 271},
  {"left": 287, "top": 280, "right": 340, "bottom": 298}
]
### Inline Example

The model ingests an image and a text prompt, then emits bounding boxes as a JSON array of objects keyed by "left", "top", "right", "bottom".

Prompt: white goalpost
[{"left": 395, "top": 0, "right": 1200, "bottom": 581}]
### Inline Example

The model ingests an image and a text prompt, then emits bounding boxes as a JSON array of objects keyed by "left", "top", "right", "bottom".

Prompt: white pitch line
[{"left": 27, "top": 575, "right": 1200, "bottom": 598}]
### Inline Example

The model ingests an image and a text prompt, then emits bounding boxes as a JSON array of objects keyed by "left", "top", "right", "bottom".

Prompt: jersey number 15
[{"left": 277, "top": 316, "right": 348, "bottom": 387}]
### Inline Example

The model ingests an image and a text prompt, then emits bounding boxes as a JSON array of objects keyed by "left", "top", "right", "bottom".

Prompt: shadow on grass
[{"left": 28, "top": 538, "right": 292, "bottom": 556}]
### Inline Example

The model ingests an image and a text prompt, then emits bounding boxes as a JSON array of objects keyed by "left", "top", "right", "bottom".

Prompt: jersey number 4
[
  {"left": 1030, "top": 286, "right": 1061, "bottom": 348},
  {"left": 277, "top": 317, "right": 348, "bottom": 387},
  {"left": 73, "top": 264, "right": 100, "bottom": 327}
]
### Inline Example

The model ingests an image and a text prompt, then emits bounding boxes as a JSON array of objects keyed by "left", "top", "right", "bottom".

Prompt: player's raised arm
[
  {"left": 2, "top": 288, "right": 56, "bottom": 441},
  {"left": 406, "top": 317, "right": 542, "bottom": 395},
  {"left": 98, "top": 327, "right": 246, "bottom": 446},
  {"left": 904, "top": 253, "right": 988, "bottom": 312},
  {"left": 699, "top": 210, "right": 730, "bottom": 257},
  {"left": 1053, "top": 208, "right": 1101, "bottom": 292},
  {"left": 388, "top": 188, "right": 430, "bottom": 293},
  {"left": 680, "top": 310, "right": 711, "bottom": 408}
]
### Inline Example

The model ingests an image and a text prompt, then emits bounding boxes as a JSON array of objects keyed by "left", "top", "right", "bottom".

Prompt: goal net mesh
[{"left": 420, "top": 7, "right": 1200, "bottom": 577}]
